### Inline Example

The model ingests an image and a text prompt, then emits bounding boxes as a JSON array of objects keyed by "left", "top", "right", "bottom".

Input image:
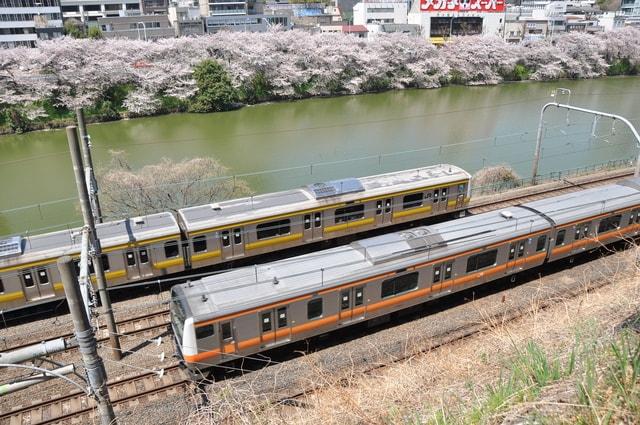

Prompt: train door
[
  {"left": 137, "top": 246, "right": 153, "bottom": 277},
  {"left": 35, "top": 267, "right": 55, "bottom": 298},
  {"left": 220, "top": 230, "right": 232, "bottom": 259},
  {"left": 382, "top": 198, "right": 393, "bottom": 224},
  {"left": 275, "top": 306, "right": 290, "bottom": 343},
  {"left": 441, "top": 187, "right": 449, "bottom": 211},
  {"left": 374, "top": 200, "right": 384, "bottom": 226},
  {"left": 219, "top": 321, "right": 237, "bottom": 356},
  {"left": 20, "top": 270, "right": 40, "bottom": 301},
  {"left": 303, "top": 214, "right": 313, "bottom": 241},
  {"left": 339, "top": 286, "right": 366, "bottom": 324},
  {"left": 124, "top": 250, "right": 141, "bottom": 280},
  {"left": 259, "top": 310, "right": 276, "bottom": 345},
  {"left": 507, "top": 242, "right": 518, "bottom": 274},
  {"left": 232, "top": 227, "right": 244, "bottom": 257},
  {"left": 312, "top": 212, "right": 323, "bottom": 240}
]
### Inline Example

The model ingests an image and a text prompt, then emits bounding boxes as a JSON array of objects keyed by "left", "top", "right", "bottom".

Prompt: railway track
[{"left": 0, "top": 364, "right": 188, "bottom": 425}]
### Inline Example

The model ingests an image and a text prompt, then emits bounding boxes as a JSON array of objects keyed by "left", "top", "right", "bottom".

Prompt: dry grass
[
  {"left": 185, "top": 245, "right": 640, "bottom": 425},
  {"left": 472, "top": 165, "right": 521, "bottom": 193}
]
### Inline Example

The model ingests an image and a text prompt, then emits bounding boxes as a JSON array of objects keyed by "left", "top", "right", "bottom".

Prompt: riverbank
[{"left": 1, "top": 28, "right": 639, "bottom": 135}]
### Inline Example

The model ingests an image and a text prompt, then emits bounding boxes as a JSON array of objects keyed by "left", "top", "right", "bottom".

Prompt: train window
[
  {"left": 126, "top": 251, "right": 136, "bottom": 266},
  {"left": 307, "top": 298, "right": 323, "bottom": 320},
  {"left": 277, "top": 307, "right": 287, "bottom": 328},
  {"left": 583, "top": 223, "right": 590, "bottom": 236},
  {"left": 0, "top": 278, "right": 3, "bottom": 293},
  {"left": 334, "top": 204, "right": 365, "bottom": 224},
  {"left": 354, "top": 287, "right": 364, "bottom": 306},
  {"left": 403, "top": 193, "right": 424, "bottom": 210},
  {"left": 341, "top": 290, "right": 350, "bottom": 310},
  {"left": 22, "top": 271, "right": 34, "bottom": 288},
  {"left": 517, "top": 241, "right": 525, "bottom": 258},
  {"left": 458, "top": 184, "right": 465, "bottom": 194},
  {"left": 195, "top": 324, "right": 214, "bottom": 339},
  {"left": 536, "top": 235, "right": 547, "bottom": 252},
  {"left": 575, "top": 227, "right": 582, "bottom": 240},
  {"left": 193, "top": 236, "right": 207, "bottom": 253},
  {"left": 73, "top": 259, "right": 81, "bottom": 276},
  {"left": 629, "top": 213, "right": 635, "bottom": 226},
  {"left": 233, "top": 228, "right": 242, "bottom": 244},
  {"left": 384, "top": 199, "right": 391, "bottom": 213},
  {"left": 636, "top": 211, "right": 640, "bottom": 223},
  {"left": 444, "top": 262, "right": 452, "bottom": 280},
  {"left": 314, "top": 212, "right": 322, "bottom": 228},
  {"left": 221, "top": 322, "right": 233, "bottom": 341},
  {"left": 598, "top": 215, "right": 621, "bottom": 234},
  {"left": 257, "top": 219, "right": 291, "bottom": 240},
  {"left": 508, "top": 243, "right": 516, "bottom": 260},
  {"left": 466, "top": 250, "right": 498, "bottom": 273},
  {"left": 101, "top": 255, "right": 110, "bottom": 272},
  {"left": 432, "top": 265, "right": 441, "bottom": 283},
  {"left": 139, "top": 248, "right": 149, "bottom": 264},
  {"left": 381, "top": 272, "right": 419, "bottom": 299},
  {"left": 164, "top": 241, "right": 179, "bottom": 258},
  {"left": 261, "top": 312, "right": 272, "bottom": 332},
  {"left": 433, "top": 190, "right": 439, "bottom": 203},
  {"left": 441, "top": 188, "right": 447, "bottom": 198},
  {"left": 304, "top": 214, "right": 311, "bottom": 230},
  {"left": 37, "top": 268, "right": 49, "bottom": 284},
  {"left": 221, "top": 231, "right": 230, "bottom": 247},
  {"left": 376, "top": 200, "right": 382, "bottom": 215},
  {"left": 555, "top": 230, "right": 566, "bottom": 246}
]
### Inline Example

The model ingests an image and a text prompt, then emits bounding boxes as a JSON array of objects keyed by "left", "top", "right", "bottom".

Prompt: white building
[
  {"left": 408, "top": 0, "right": 505, "bottom": 43},
  {"left": 0, "top": 0, "right": 63, "bottom": 48},
  {"left": 199, "top": 0, "right": 247, "bottom": 17},
  {"left": 353, "top": 1, "right": 408, "bottom": 26},
  {"left": 59, "top": 0, "right": 141, "bottom": 23}
]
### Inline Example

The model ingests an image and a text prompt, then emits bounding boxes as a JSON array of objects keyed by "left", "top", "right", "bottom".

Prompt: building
[
  {"left": 320, "top": 22, "right": 368, "bottom": 37},
  {"left": 98, "top": 13, "right": 174, "bottom": 38},
  {"left": 366, "top": 22, "right": 420, "bottom": 36},
  {"left": 59, "top": 0, "right": 141, "bottom": 23},
  {"left": 167, "top": 0, "right": 204, "bottom": 35},
  {"left": 352, "top": 1, "right": 407, "bottom": 26},
  {"left": 203, "top": 13, "right": 289, "bottom": 32},
  {"left": 621, "top": 0, "right": 640, "bottom": 16},
  {"left": 408, "top": 0, "right": 506, "bottom": 43},
  {"left": 141, "top": 0, "right": 168, "bottom": 15},
  {"left": 0, "top": 0, "right": 63, "bottom": 48},
  {"left": 199, "top": 0, "right": 247, "bottom": 17}
]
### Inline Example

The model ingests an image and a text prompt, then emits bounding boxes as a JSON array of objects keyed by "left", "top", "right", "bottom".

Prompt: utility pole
[
  {"left": 76, "top": 107, "right": 103, "bottom": 223},
  {"left": 58, "top": 256, "right": 116, "bottom": 425},
  {"left": 67, "top": 126, "right": 122, "bottom": 360}
]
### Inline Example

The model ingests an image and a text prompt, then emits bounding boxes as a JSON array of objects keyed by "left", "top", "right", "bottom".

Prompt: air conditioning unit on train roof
[
  {"left": 306, "top": 178, "right": 365, "bottom": 200},
  {"left": 0, "top": 236, "right": 23, "bottom": 258}
]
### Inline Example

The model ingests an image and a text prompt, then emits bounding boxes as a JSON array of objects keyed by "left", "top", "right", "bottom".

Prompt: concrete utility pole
[
  {"left": 76, "top": 107, "right": 103, "bottom": 223},
  {"left": 531, "top": 96, "right": 640, "bottom": 185},
  {"left": 67, "top": 126, "right": 122, "bottom": 360},
  {"left": 58, "top": 256, "right": 116, "bottom": 425}
]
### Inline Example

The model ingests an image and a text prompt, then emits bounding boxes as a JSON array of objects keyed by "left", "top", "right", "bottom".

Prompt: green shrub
[
  {"left": 361, "top": 75, "right": 392, "bottom": 92},
  {"left": 88, "top": 26, "right": 103, "bottom": 40},
  {"left": 4, "top": 107, "right": 30, "bottom": 133},
  {"left": 241, "top": 71, "right": 273, "bottom": 104},
  {"left": 189, "top": 59, "right": 239, "bottom": 113},
  {"left": 159, "top": 95, "right": 189, "bottom": 113},
  {"left": 607, "top": 58, "right": 638, "bottom": 76}
]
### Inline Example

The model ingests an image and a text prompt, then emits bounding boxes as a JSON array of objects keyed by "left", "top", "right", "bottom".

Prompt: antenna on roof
[
  {"left": 273, "top": 276, "right": 279, "bottom": 285},
  {"left": 201, "top": 294, "right": 208, "bottom": 303}
]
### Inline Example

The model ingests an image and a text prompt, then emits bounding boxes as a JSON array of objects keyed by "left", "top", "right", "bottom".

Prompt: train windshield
[{"left": 170, "top": 295, "right": 186, "bottom": 344}]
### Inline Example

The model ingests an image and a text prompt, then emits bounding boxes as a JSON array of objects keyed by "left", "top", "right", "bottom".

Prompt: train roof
[
  {"left": 177, "top": 206, "right": 548, "bottom": 322},
  {"left": 0, "top": 212, "right": 179, "bottom": 269},
  {"left": 177, "top": 165, "right": 470, "bottom": 234},
  {"left": 521, "top": 177, "right": 640, "bottom": 225}
]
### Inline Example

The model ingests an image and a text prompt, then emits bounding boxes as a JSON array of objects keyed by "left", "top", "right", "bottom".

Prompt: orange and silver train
[
  {"left": 0, "top": 164, "right": 471, "bottom": 313},
  {"left": 171, "top": 178, "right": 640, "bottom": 377}
]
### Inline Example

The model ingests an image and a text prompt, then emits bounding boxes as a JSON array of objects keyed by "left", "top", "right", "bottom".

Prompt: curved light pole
[{"left": 531, "top": 98, "right": 640, "bottom": 185}]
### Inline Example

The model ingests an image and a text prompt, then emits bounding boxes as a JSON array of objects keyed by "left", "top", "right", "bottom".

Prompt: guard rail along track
[{"left": 0, "top": 364, "right": 187, "bottom": 425}]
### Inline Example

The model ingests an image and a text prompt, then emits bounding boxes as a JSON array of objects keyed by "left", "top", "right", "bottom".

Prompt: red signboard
[{"left": 420, "top": 0, "right": 505, "bottom": 13}]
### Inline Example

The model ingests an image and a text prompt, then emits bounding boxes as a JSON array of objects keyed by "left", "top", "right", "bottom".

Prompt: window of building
[
  {"left": 22, "top": 271, "right": 34, "bottom": 288},
  {"left": 164, "top": 240, "right": 179, "bottom": 258},
  {"left": 380, "top": 272, "right": 419, "bottom": 298},
  {"left": 140, "top": 248, "right": 149, "bottom": 264},
  {"left": 403, "top": 193, "right": 424, "bottom": 210},
  {"left": 195, "top": 324, "right": 214, "bottom": 339},
  {"left": 466, "top": 250, "right": 498, "bottom": 273},
  {"left": 261, "top": 312, "right": 272, "bottom": 332},
  {"left": 555, "top": 229, "right": 566, "bottom": 246},
  {"left": 335, "top": 204, "right": 365, "bottom": 224},
  {"left": 355, "top": 287, "right": 364, "bottom": 306},
  {"left": 126, "top": 251, "right": 136, "bottom": 266},
  {"left": 536, "top": 235, "right": 547, "bottom": 252},
  {"left": 307, "top": 298, "right": 323, "bottom": 320},
  {"left": 598, "top": 215, "right": 621, "bottom": 234},
  {"left": 257, "top": 219, "right": 291, "bottom": 240},
  {"left": 193, "top": 236, "right": 207, "bottom": 253},
  {"left": 37, "top": 268, "right": 49, "bottom": 284},
  {"left": 221, "top": 322, "right": 232, "bottom": 341}
]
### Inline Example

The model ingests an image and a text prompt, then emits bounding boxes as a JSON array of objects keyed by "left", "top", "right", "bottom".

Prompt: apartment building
[{"left": 0, "top": 0, "right": 63, "bottom": 47}]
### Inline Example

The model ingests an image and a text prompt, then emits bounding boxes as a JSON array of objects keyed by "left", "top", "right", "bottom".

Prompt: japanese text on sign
[{"left": 420, "top": 0, "right": 505, "bottom": 12}]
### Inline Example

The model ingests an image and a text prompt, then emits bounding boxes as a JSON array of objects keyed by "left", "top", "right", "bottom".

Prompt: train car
[
  {"left": 177, "top": 164, "right": 471, "bottom": 269},
  {"left": 0, "top": 212, "right": 182, "bottom": 312},
  {"left": 171, "top": 178, "right": 640, "bottom": 377}
]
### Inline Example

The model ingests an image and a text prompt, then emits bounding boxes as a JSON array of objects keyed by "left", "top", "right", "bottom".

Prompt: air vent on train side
[
  {"left": 307, "top": 178, "right": 365, "bottom": 199},
  {"left": 0, "top": 236, "right": 22, "bottom": 258}
]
